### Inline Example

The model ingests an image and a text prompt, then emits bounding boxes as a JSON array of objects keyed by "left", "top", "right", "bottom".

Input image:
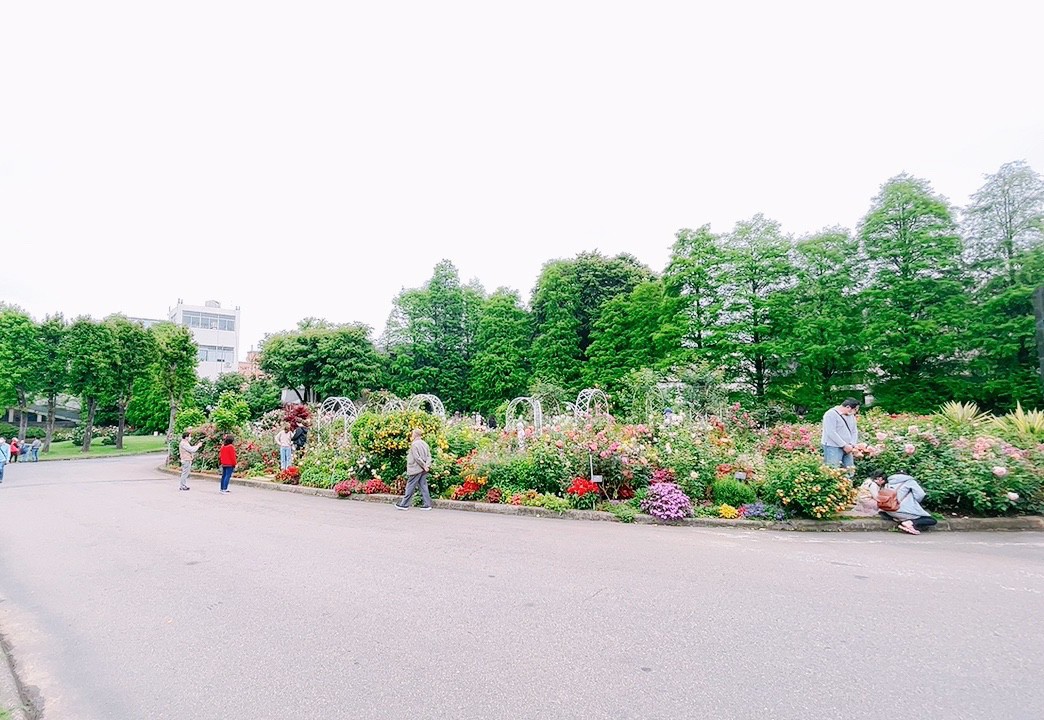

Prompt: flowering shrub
[
  {"left": 334, "top": 479, "right": 361, "bottom": 497},
  {"left": 566, "top": 476, "right": 600, "bottom": 509},
  {"left": 276, "top": 466, "right": 301, "bottom": 484},
  {"left": 351, "top": 411, "right": 446, "bottom": 482},
  {"left": 283, "top": 403, "right": 312, "bottom": 429},
  {"left": 362, "top": 478, "right": 392, "bottom": 495},
  {"left": 640, "top": 482, "right": 693, "bottom": 521},
  {"left": 761, "top": 424, "right": 818, "bottom": 456},
  {"left": 450, "top": 475, "right": 487, "bottom": 500},
  {"left": 484, "top": 487, "right": 504, "bottom": 504},
  {"left": 738, "top": 502, "right": 785, "bottom": 520},
  {"left": 764, "top": 454, "right": 857, "bottom": 518},
  {"left": 650, "top": 467, "right": 677, "bottom": 484},
  {"left": 718, "top": 504, "right": 739, "bottom": 519}
]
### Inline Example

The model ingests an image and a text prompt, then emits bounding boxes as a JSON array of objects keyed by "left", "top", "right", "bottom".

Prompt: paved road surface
[{"left": 1, "top": 456, "right": 1042, "bottom": 719}]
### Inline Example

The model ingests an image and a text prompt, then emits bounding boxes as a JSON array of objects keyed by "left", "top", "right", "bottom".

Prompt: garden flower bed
[{"left": 171, "top": 402, "right": 1043, "bottom": 523}]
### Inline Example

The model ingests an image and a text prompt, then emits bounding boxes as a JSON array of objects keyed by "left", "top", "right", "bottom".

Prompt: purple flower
[{"left": 640, "top": 482, "right": 692, "bottom": 521}]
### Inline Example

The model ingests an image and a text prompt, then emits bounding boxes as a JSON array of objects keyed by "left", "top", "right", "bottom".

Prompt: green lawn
[{"left": 37, "top": 435, "right": 168, "bottom": 461}]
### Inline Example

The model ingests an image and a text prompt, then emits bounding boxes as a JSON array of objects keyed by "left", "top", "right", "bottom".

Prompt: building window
[
  {"left": 183, "top": 311, "right": 235, "bottom": 332},
  {"left": 197, "top": 345, "right": 236, "bottom": 363}
]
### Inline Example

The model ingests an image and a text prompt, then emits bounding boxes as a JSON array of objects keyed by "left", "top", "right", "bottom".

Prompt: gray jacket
[
  {"left": 406, "top": 438, "right": 432, "bottom": 475},
  {"left": 821, "top": 408, "right": 858, "bottom": 449},
  {"left": 885, "top": 474, "right": 932, "bottom": 520}
]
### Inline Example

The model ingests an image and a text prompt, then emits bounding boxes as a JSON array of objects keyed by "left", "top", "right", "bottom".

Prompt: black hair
[
  {"left": 222, "top": 435, "right": 234, "bottom": 445},
  {"left": 182, "top": 431, "right": 190, "bottom": 439},
  {"left": 841, "top": 398, "right": 860, "bottom": 409}
]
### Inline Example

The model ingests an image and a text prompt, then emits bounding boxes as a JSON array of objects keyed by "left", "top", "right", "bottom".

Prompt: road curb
[
  {"left": 0, "top": 632, "right": 32, "bottom": 720},
  {"left": 157, "top": 466, "right": 1044, "bottom": 532}
]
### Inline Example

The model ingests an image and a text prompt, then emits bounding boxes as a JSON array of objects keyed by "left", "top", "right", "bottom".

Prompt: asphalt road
[{"left": 1, "top": 456, "right": 1042, "bottom": 720}]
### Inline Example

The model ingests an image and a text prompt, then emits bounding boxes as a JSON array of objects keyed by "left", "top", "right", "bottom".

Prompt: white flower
[
  {"left": 992, "top": 466, "right": 1009, "bottom": 478},
  {"left": 1006, "top": 492, "right": 1019, "bottom": 502}
]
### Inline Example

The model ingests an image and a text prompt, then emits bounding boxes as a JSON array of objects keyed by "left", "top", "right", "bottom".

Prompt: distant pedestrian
[
  {"left": 394, "top": 428, "right": 433, "bottom": 510},
  {"left": 821, "top": 398, "right": 860, "bottom": 469},
  {"left": 218, "top": 435, "right": 237, "bottom": 494},
  {"left": 291, "top": 418, "right": 309, "bottom": 457},
  {"left": 9, "top": 438, "right": 18, "bottom": 463},
  {"left": 178, "top": 431, "right": 203, "bottom": 491},
  {"left": 0, "top": 437, "right": 9, "bottom": 483},
  {"left": 275, "top": 423, "right": 293, "bottom": 470},
  {"left": 30, "top": 438, "right": 41, "bottom": 462}
]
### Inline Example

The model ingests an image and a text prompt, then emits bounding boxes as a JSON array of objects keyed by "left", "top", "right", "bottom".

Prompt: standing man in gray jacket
[
  {"left": 395, "top": 428, "right": 433, "bottom": 510},
  {"left": 178, "top": 431, "right": 203, "bottom": 491},
  {"left": 821, "top": 397, "right": 860, "bottom": 469}
]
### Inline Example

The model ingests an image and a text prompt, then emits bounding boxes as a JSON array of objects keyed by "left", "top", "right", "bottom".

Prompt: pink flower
[
  {"left": 903, "top": 443, "right": 916, "bottom": 455},
  {"left": 992, "top": 466, "right": 1008, "bottom": 478},
  {"left": 1007, "top": 492, "right": 1019, "bottom": 502},
  {"left": 876, "top": 432, "right": 888, "bottom": 441}
]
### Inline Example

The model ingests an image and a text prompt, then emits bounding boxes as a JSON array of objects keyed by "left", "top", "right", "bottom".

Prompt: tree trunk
[
  {"left": 165, "top": 398, "right": 178, "bottom": 467},
  {"left": 44, "top": 394, "right": 57, "bottom": 452},
  {"left": 116, "top": 402, "right": 126, "bottom": 450},
  {"left": 81, "top": 398, "right": 97, "bottom": 453},
  {"left": 16, "top": 388, "right": 28, "bottom": 442}
]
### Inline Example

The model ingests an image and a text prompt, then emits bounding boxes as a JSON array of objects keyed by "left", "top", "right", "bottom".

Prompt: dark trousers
[{"left": 220, "top": 466, "right": 233, "bottom": 491}]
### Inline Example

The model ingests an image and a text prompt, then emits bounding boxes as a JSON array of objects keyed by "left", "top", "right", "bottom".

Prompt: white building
[{"left": 169, "top": 299, "right": 241, "bottom": 380}]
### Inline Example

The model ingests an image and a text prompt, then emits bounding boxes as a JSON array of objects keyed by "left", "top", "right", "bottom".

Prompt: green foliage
[
  {"left": 530, "top": 252, "right": 651, "bottom": 391},
  {"left": 383, "top": 261, "right": 482, "bottom": 411},
  {"left": 65, "top": 317, "right": 118, "bottom": 450},
  {"left": 662, "top": 226, "right": 726, "bottom": 366},
  {"left": 174, "top": 408, "right": 207, "bottom": 434},
  {"left": 712, "top": 478, "right": 757, "bottom": 507},
  {"left": 148, "top": 322, "right": 199, "bottom": 436},
  {"left": 210, "top": 391, "right": 251, "bottom": 432},
  {"left": 991, "top": 403, "right": 1044, "bottom": 445},
  {"left": 0, "top": 309, "right": 44, "bottom": 413},
  {"left": 860, "top": 174, "right": 968, "bottom": 412},
  {"left": 604, "top": 502, "right": 639, "bottom": 523},
  {"left": 262, "top": 322, "right": 384, "bottom": 403},
  {"left": 585, "top": 280, "right": 673, "bottom": 392},
  {"left": 103, "top": 315, "right": 158, "bottom": 445},
  {"left": 936, "top": 401, "right": 992, "bottom": 432},
  {"left": 468, "top": 289, "right": 532, "bottom": 416},
  {"left": 243, "top": 377, "right": 282, "bottom": 419}
]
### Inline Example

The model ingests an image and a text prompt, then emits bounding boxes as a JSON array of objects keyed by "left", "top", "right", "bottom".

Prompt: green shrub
[
  {"left": 605, "top": 502, "right": 638, "bottom": 523},
  {"left": 350, "top": 411, "right": 445, "bottom": 482},
  {"left": 211, "top": 392, "right": 250, "bottom": 432},
  {"left": 712, "top": 478, "right": 757, "bottom": 506},
  {"left": 174, "top": 408, "right": 207, "bottom": 434}
]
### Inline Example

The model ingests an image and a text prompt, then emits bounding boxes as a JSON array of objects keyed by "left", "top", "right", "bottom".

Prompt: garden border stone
[
  {"left": 0, "top": 631, "right": 32, "bottom": 720},
  {"left": 158, "top": 466, "right": 1044, "bottom": 532}
]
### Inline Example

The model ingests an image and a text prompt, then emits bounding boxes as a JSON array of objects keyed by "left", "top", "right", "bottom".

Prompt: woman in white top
[{"left": 275, "top": 423, "right": 294, "bottom": 470}]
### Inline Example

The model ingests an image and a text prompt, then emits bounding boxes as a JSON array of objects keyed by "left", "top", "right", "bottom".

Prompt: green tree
[
  {"left": 211, "top": 390, "right": 251, "bottom": 432},
  {"left": 468, "top": 289, "right": 532, "bottom": 416},
  {"left": 37, "top": 314, "right": 69, "bottom": 450},
  {"left": 383, "top": 261, "right": 483, "bottom": 410},
  {"left": 243, "top": 377, "right": 282, "bottom": 419},
  {"left": 717, "top": 215, "right": 794, "bottom": 400},
  {"left": 65, "top": 318, "right": 117, "bottom": 451},
  {"left": 859, "top": 174, "right": 968, "bottom": 411},
  {"left": 104, "top": 315, "right": 158, "bottom": 448},
  {"left": 126, "top": 374, "right": 171, "bottom": 434},
  {"left": 0, "top": 309, "right": 44, "bottom": 442},
  {"left": 661, "top": 226, "right": 727, "bottom": 365},
  {"left": 585, "top": 280, "right": 673, "bottom": 392},
  {"left": 261, "top": 322, "right": 384, "bottom": 403},
  {"left": 530, "top": 252, "right": 651, "bottom": 390},
  {"left": 963, "top": 161, "right": 1044, "bottom": 408},
  {"left": 150, "top": 323, "right": 200, "bottom": 442},
  {"left": 772, "top": 229, "right": 864, "bottom": 414}
]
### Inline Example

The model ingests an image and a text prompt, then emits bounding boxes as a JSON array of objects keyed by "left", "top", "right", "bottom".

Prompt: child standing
[{"left": 218, "top": 435, "right": 237, "bottom": 494}]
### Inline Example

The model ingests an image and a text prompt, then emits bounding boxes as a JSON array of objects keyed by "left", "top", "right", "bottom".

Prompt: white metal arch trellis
[
  {"left": 575, "top": 388, "right": 610, "bottom": 419},
  {"left": 407, "top": 394, "right": 446, "bottom": 419},
  {"left": 318, "top": 396, "right": 359, "bottom": 442},
  {"left": 367, "top": 394, "right": 406, "bottom": 414},
  {"left": 506, "top": 396, "right": 543, "bottom": 434}
]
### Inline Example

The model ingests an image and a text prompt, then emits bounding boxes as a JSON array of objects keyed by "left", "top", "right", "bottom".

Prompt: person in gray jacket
[
  {"left": 395, "top": 428, "right": 433, "bottom": 510},
  {"left": 821, "top": 398, "right": 860, "bottom": 469},
  {"left": 867, "top": 470, "right": 937, "bottom": 535}
]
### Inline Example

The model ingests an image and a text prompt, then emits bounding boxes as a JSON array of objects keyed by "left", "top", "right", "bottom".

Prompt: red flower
[{"left": 566, "top": 477, "right": 599, "bottom": 498}]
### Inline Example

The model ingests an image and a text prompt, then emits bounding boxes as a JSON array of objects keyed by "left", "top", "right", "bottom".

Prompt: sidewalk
[{"left": 159, "top": 466, "right": 1044, "bottom": 532}]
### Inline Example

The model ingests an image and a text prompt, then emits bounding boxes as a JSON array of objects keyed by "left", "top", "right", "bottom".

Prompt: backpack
[{"left": 877, "top": 487, "right": 900, "bottom": 512}]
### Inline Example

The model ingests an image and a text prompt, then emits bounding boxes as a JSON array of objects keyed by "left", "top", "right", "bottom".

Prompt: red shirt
[{"left": 219, "top": 444, "right": 237, "bottom": 467}]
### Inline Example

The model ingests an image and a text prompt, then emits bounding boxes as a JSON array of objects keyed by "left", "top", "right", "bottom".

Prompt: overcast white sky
[{"left": 2, "top": 1, "right": 1042, "bottom": 357}]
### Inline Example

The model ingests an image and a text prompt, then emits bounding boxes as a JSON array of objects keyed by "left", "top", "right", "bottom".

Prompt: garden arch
[
  {"left": 367, "top": 393, "right": 406, "bottom": 414},
  {"left": 318, "top": 396, "right": 359, "bottom": 442},
  {"left": 407, "top": 394, "right": 446, "bottom": 419},
  {"left": 574, "top": 388, "right": 610, "bottom": 419},
  {"left": 506, "top": 396, "right": 543, "bottom": 434}
]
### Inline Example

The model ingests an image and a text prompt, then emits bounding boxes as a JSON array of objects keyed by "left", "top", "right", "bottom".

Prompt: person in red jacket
[
  {"left": 218, "top": 435, "right": 237, "bottom": 494},
  {"left": 9, "top": 438, "right": 18, "bottom": 464}
]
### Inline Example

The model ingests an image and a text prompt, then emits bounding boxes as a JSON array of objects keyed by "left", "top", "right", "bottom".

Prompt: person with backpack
[
  {"left": 821, "top": 398, "right": 860, "bottom": 469},
  {"left": 218, "top": 435, "right": 237, "bottom": 495},
  {"left": 291, "top": 419, "right": 309, "bottom": 457},
  {"left": 866, "top": 470, "right": 936, "bottom": 535}
]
